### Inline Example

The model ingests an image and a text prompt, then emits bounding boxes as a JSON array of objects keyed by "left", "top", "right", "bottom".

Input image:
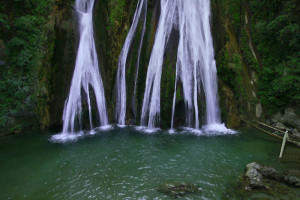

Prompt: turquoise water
[{"left": 0, "top": 128, "right": 298, "bottom": 199}]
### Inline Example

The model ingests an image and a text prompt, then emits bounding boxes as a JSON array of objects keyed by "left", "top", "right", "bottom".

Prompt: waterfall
[
  {"left": 115, "top": 0, "right": 148, "bottom": 126},
  {"left": 141, "top": 0, "right": 177, "bottom": 129},
  {"left": 141, "top": 0, "right": 223, "bottom": 130},
  {"left": 61, "top": 0, "right": 108, "bottom": 133},
  {"left": 132, "top": 1, "right": 148, "bottom": 123}
]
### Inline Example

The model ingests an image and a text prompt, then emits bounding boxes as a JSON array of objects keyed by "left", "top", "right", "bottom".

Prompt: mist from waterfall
[
  {"left": 141, "top": 0, "right": 225, "bottom": 131},
  {"left": 61, "top": 0, "right": 108, "bottom": 134},
  {"left": 115, "top": 0, "right": 147, "bottom": 126}
]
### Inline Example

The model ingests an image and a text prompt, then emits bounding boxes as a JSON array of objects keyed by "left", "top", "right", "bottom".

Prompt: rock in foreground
[
  {"left": 244, "top": 162, "right": 300, "bottom": 190},
  {"left": 156, "top": 182, "right": 201, "bottom": 198}
]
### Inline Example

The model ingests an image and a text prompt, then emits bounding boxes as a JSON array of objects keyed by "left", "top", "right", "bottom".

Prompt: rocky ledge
[
  {"left": 270, "top": 107, "right": 300, "bottom": 139},
  {"left": 244, "top": 162, "right": 300, "bottom": 190}
]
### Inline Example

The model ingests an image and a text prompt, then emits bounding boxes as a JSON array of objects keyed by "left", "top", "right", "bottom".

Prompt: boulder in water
[
  {"left": 244, "top": 162, "right": 300, "bottom": 190},
  {"left": 244, "top": 162, "right": 265, "bottom": 189},
  {"left": 156, "top": 182, "right": 201, "bottom": 198},
  {"left": 283, "top": 176, "right": 300, "bottom": 187}
]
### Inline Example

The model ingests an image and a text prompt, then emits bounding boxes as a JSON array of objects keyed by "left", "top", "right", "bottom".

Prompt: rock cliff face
[
  {"left": 2, "top": 0, "right": 292, "bottom": 133},
  {"left": 211, "top": 0, "right": 261, "bottom": 128}
]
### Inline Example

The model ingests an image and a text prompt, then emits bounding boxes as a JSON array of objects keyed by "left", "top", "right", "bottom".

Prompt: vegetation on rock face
[
  {"left": 0, "top": 0, "right": 76, "bottom": 133},
  {"left": 0, "top": 0, "right": 55, "bottom": 133},
  {"left": 247, "top": 0, "right": 300, "bottom": 114},
  {"left": 213, "top": 0, "right": 258, "bottom": 127},
  {"left": 213, "top": 0, "right": 299, "bottom": 127}
]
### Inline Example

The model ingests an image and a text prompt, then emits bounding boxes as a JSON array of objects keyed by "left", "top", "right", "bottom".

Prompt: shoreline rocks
[
  {"left": 271, "top": 108, "right": 300, "bottom": 138},
  {"left": 244, "top": 163, "right": 265, "bottom": 189},
  {"left": 244, "top": 162, "right": 300, "bottom": 191}
]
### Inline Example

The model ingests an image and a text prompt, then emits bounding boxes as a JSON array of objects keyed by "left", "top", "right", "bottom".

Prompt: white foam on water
[
  {"left": 134, "top": 126, "right": 160, "bottom": 134},
  {"left": 177, "top": 127, "right": 203, "bottom": 136},
  {"left": 135, "top": 126, "right": 146, "bottom": 131},
  {"left": 50, "top": 131, "right": 84, "bottom": 143},
  {"left": 89, "top": 129, "right": 96, "bottom": 135},
  {"left": 117, "top": 124, "right": 128, "bottom": 128},
  {"left": 203, "top": 123, "right": 237, "bottom": 135},
  {"left": 143, "top": 128, "right": 161, "bottom": 134},
  {"left": 96, "top": 125, "right": 113, "bottom": 131},
  {"left": 51, "top": 125, "right": 115, "bottom": 143},
  {"left": 167, "top": 125, "right": 237, "bottom": 136},
  {"left": 190, "top": 129, "right": 203, "bottom": 136},
  {"left": 168, "top": 129, "right": 176, "bottom": 135}
]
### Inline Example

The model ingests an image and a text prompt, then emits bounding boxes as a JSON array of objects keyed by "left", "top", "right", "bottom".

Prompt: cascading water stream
[
  {"left": 61, "top": 0, "right": 108, "bottom": 134},
  {"left": 115, "top": 0, "right": 148, "bottom": 126},
  {"left": 141, "top": 0, "right": 225, "bottom": 131},
  {"left": 141, "top": 0, "right": 177, "bottom": 129},
  {"left": 132, "top": 1, "right": 148, "bottom": 123}
]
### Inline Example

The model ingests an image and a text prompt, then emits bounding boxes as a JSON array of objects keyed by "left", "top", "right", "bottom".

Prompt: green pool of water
[{"left": 0, "top": 128, "right": 299, "bottom": 199}]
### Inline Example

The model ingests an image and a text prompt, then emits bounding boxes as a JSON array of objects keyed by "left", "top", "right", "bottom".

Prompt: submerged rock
[
  {"left": 156, "top": 182, "right": 201, "bottom": 198},
  {"left": 245, "top": 163, "right": 265, "bottom": 189},
  {"left": 244, "top": 162, "right": 300, "bottom": 190}
]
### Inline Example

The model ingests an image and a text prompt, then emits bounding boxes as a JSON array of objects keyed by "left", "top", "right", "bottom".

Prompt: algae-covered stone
[{"left": 156, "top": 182, "right": 201, "bottom": 198}]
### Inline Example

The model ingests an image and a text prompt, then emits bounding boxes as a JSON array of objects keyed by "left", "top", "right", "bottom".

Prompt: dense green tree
[
  {"left": 248, "top": 0, "right": 300, "bottom": 113},
  {"left": 0, "top": 0, "right": 53, "bottom": 130}
]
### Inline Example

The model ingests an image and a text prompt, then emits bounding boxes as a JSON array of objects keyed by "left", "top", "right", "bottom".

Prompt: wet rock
[
  {"left": 256, "top": 103, "right": 262, "bottom": 118},
  {"left": 251, "top": 71, "right": 257, "bottom": 82},
  {"left": 283, "top": 108, "right": 300, "bottom": 130},
  {"left": 292, "top": 128, "right": 299, "bottom": 134},
  {"left": 156, "top": 182, "right": 201, "bottom": 198},
  {"left": 284, "top": 176, "right": 300, "bottom": 187},
  {"left": 260, "top": 166, "right": 284, "bottom": 180},
  {"left": 244, "top": 162, "right": 265, "bottom": 189},
  {"left": 244, "top": 163, "right": 300, "bottom": 190},
  {"left": 272, "top": 108, "right": 300, "bottom": 130},
  {"left": 291, "top": 129, "right": 300, "bottom": 138},
  {"left": 275, "top": 122, "right": 287, "bottom": 130}
]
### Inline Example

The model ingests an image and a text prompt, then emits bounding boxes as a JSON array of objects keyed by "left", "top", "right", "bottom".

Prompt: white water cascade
[
  {"left": 115, "top": 0, "right": 148, "bottom": 126},
  {"left": 61, "top": 0, "right": 108, "bottom": 134},
  {"left": 141, "top": 0, "right": 227, "bottom": 131}
]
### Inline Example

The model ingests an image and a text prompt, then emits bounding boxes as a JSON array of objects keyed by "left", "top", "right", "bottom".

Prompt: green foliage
[
  {"left": 258, "top": 55, "right": 300, "bottom": 113},
  {"left": 0, "top": 14, "right": 10, "bottom": 33},
  {"left": 239, "top": 28, "right": 259, "bottom": 71},
  {"left": 227, "top": 0, "right": 242, "bottom": 35},
  {"left": 0, "top": 76, "right": 33, "bottom": 127},
  {"left": 107, "top": 0, "right": 127, "bottom": 33},
  {"left": 0, "top": 0, "right": 54, "bottom": 131},
  {"left": 217, "top": 51, "right": 242, "bottom": 98},
  {"left": 247, "top": 0, "right": 300, "bottom": 113}
]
